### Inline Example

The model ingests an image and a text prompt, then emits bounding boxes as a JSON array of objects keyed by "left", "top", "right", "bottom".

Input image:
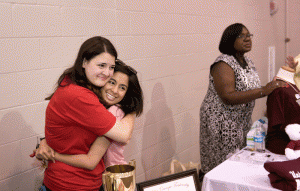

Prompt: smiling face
[
  {"left": 101, "top": 71, "right": 129, "bottom": 106},
  {"left": 82, "top": 52, "right": 115, "bottom": 87},
  {"left": 234, "top": 27, "right": 252, "bottom": 54}
]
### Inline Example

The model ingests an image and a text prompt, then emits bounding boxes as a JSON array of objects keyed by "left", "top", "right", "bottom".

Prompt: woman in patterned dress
[{"left": 199, "top": 23, "right": 286, "bottom": 173}]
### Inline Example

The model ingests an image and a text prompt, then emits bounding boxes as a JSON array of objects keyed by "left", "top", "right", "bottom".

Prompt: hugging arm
[
  {"left": 36, "top": 113, "right": 134, "bottom": 170},
  {"left": 35, "top": 137, "right": 110, "bottom": 170},
  {"left": 35, "top": 104, "right": 135, "bottom": 169},
  {"left": 104, "top": 112, "right": 136, "bottom": 143},
  {"left": 54, "top": 112, "right": 135, "bottom": 170},
  {"left": 54, "top": 136, "right": 110, "bottom": 170},
  {"left": 35, "top": 139, "right": 55, "bottom": 162}
]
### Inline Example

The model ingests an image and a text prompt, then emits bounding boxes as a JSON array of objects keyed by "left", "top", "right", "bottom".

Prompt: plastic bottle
[
  {"left": 259, "top": 118, "right": 268, "bottom": 133},
  {"left": 254, "top": 123, "right": 265, "bottom": 152},
  {"left": 260, "top": 119, "right": 267, "bottom": 151}
]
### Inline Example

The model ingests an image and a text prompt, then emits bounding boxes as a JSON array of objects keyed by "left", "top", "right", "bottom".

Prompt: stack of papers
[{"left": 229, "top": 148, "right": 288, "bottom": 164}]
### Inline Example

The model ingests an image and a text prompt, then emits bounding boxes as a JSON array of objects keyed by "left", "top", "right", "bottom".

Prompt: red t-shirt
[
  {"left": 264, "top": 158, "right": 300, "bottom": 191},
  {"left": 266, "top": 84, "right": 300, "bottom": 155},
  {"left": 43, "top": 77, "right": 116, "bottom": 191}
]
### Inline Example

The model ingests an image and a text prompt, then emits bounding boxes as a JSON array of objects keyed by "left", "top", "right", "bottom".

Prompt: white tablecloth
[{"left": 201, "top": 159, "right": 280, "bottom": 191}]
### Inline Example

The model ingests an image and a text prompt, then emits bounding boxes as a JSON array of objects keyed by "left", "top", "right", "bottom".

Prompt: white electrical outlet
[{"left": 268, "top": 46, "right": 276, "bottom": 81}]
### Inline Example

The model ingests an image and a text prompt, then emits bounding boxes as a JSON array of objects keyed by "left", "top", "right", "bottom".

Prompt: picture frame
[{"left": 136, "top": 168, "right": 201, "bottom": 191}]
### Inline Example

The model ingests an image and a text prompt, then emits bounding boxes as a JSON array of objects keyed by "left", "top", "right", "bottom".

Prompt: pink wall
[{"left": 0, "top": 0, "right": 299, "bottom": 190}]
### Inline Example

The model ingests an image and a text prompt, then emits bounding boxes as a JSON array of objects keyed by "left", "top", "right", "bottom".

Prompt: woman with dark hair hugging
[
  {"left": 39, "top": 60, "right": 144, "bottom": 169},
  {"left": 34, "top": 36, "right": 141, "bottom": 191},
  {"left": 199, "top": 23, "right": 286, "bottom": 173}
]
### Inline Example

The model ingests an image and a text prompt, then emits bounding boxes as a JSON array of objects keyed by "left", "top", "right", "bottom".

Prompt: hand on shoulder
[{"left": 262, "top": 80, "right": 287, "bottom": 96}]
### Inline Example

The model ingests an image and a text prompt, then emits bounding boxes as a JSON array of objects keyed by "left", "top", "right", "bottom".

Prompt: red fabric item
[
  {"left": 264, "top": 158, "right": 300, "bottom": 191},
  {"left": 286, "top": 140, "right": 300, "bottom": 151},
  {"left": 29, "top": 152, "right": 35, "bottom": 157},
  {"left": 44, "top": 77, "right": 116, "bottom": 191},
  {"left": 266, "top": 84, "right": 300, "bottom": 154}
]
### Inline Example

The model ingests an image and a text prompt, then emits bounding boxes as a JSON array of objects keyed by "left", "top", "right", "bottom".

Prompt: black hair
[
  {"left": 112, "top": 60, "right": 144, "bottom": 117},
  {"left": 219, "top": 23, "right": 248, "bottom": 55},
  {"left": 46, "top": 36, "right": 117, "bottom": 100}
]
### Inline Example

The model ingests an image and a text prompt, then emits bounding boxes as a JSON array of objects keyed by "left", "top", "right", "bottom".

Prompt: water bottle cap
[{"left": 258, "top": 119, "right": 265, "bottom": 124}]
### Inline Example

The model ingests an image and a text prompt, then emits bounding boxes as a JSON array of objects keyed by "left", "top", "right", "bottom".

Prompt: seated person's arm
[{"left": 54, "top": 136, "right": 110, "bottom": 170}]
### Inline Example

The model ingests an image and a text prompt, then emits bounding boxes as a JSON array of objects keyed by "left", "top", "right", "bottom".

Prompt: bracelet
[
  {"left": 40, "top": 137, "right": 45, "bottom": 141},
  {"left": 260, "top": 89, "right": 265, "bottom": 98}
]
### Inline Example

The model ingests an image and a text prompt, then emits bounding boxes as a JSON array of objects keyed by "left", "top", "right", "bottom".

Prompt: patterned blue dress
[{"left": 200, "top": 54, "right": 261, "bottom": 173}]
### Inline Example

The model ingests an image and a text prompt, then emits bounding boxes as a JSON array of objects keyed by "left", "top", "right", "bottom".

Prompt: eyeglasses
[
  {"left": 115, "top": 59, "right": 137, "bottom": 75},
  {"left": 237, "top": 34, "right": 253, "bottom": 40}
]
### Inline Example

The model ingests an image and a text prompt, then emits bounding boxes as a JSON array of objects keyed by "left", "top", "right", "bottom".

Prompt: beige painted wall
[
  {"left": 251, "top": 0, "right": 287, "bottom": 121},
  {"left": 286, "top": 0, "right": 300, "bottom": 57},
  {"left": 0, "top": 0, "right": 298, "bottom": 190}
]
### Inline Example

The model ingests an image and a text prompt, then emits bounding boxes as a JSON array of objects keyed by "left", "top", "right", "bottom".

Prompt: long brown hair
[{"left": 45, "top": 36, "right": 118, "bottom": 100}]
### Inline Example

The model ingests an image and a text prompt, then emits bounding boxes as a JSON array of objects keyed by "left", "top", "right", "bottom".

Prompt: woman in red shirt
[
  {"left": 39, "top": 60, "right": 143, "bottom": 171},
  {"left": 36, "top": 36, "right": 136, "bottom": 191}
]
